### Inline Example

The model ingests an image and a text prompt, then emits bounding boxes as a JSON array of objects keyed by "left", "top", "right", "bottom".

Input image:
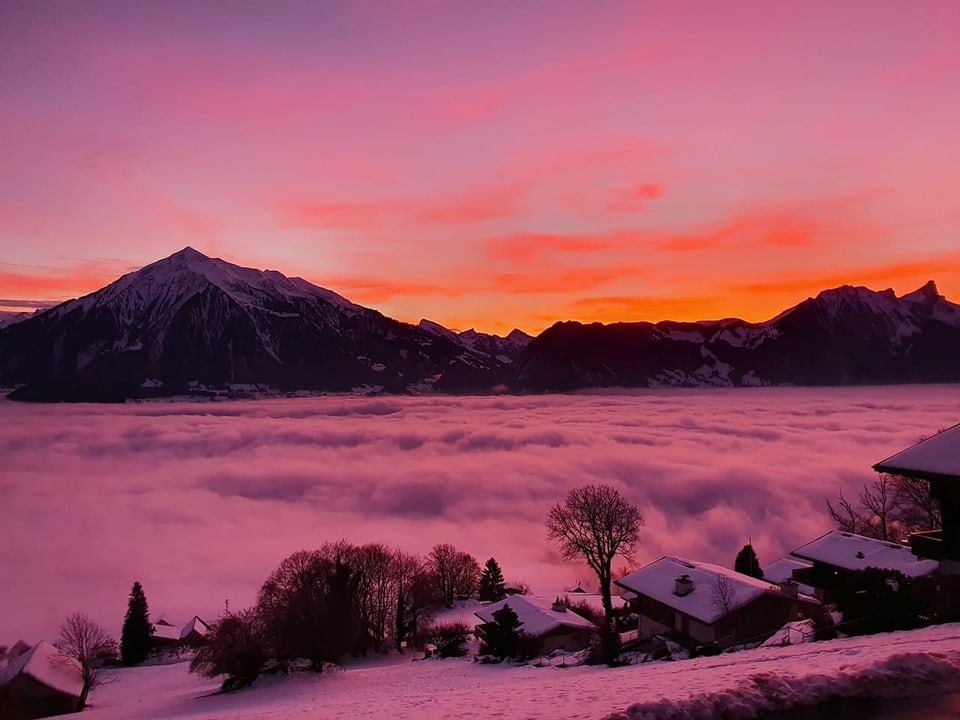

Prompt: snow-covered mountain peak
[
  {"left": 900, "top": 280, "right": 941, "bottom": 304},
  {"left": 418, "top": 318, "right": 460, "bottom": 343},
  {"left": 55, "top": 248, "right": 361, "bottom": 328},
  {"left": 810, "top": 284, "right": 906, "bottom": 322}
]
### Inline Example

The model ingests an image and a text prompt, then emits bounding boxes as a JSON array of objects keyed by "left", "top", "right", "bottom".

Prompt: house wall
[
  {"left": 713, "top": 593, "right": 808, "bottom": 646},
  {"left": 629, "top": 591, "right": 811, "bottom": 649},
  {"left": 637, "top": 614, "right": 670, "bottom": 642},
  {"left": 539, "top": 626, "right": 594, "bottom": 654},
  {"left": 3, "top": 673, "right": 79, "bottom": 719},
  {"left": 629, "top": 594, "right": 716, "bottom": 646},
  {"left": 935, "top": 484, "right": 960, "bottom": 564}
]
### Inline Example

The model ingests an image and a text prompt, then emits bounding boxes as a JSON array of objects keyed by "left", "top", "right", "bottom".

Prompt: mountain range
[{"left": 1, "top": 247, "right": 958, "bottom": 401}]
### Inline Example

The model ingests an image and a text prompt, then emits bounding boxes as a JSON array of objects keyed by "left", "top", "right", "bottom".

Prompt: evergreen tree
[
  {"left": 734, "top": 543, "right": 763, "bottom": 579},
  {"left": 479, "top": 604, "right": 523, "bottom": 658},
  {"left": 120, "top": 581, "right": 152, "bottom": 665},
  {"left": 478, "top": 557, "right": 506, "bottom": 602}
]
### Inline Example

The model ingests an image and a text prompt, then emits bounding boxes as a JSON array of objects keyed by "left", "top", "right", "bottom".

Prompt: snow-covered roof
[
  {"left": 152, "top": 622, "right": 182, "bottom": 641},
  {"left": 474, "top": 595, "right": 598, "bottom": 637},
  {"left": 0, "top": 641, "right": 83, "bottom": 698},
  {"left": 790, "top": 530, "right": 939, "bottom": 577},
  {"left": 873, "top": 423, "right": 960, "bottom": 481},
  {"left": 179, "top": 616, "right": 211, "bottom": 639},
  {"left": 152, "top": 616, "right": 212, "bottom": 641},
  {"left": 762, "top": 558, "right": 816, "bottom": 597},
  {"left": 615, "top": 557, "right": 805, "bottom": 625}
]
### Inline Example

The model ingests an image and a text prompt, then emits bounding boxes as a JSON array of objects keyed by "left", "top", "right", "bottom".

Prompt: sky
[
  {"left": 2, "top": 1, "right": 960, "bottom": 334},
  {"left": 2, "top": 385, "right": 957, "bottom": 644}
]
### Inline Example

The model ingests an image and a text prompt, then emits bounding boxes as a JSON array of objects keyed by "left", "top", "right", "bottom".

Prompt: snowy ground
[{"left": 82, "top": 623, "right": 960, "bottom": 720}]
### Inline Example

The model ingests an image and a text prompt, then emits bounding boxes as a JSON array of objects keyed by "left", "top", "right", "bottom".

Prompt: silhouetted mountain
[
  {"left": 512, "top": 281, "right": 960, "bottom": 391},
  {"left": 2, "top": 249, "right": 958, "bottom": 401},
  {"left": 0, "top": 248, "right": 518, "bottom": 401}
]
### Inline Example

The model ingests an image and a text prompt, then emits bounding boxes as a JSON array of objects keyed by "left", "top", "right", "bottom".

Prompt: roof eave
[{"left": 872, "top": 463, "right": 960, "bottom": 484}]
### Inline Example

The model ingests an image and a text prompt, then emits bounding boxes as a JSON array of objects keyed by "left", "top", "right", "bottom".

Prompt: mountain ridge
[{"left": 1, "top": 248, "right": 959, "bottom": 400}]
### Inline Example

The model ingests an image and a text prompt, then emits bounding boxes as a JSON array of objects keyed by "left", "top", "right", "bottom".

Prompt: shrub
[
  {"left": 190, "top": 611, "right": 266, "bottom": 691},
  {"left": 421, "top": 622, "right": 471, "bottom": 658}
]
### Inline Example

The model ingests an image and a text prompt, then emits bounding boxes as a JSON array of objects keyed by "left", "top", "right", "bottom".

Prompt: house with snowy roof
[
  {"left": 762, "top": 557, "right": 816, "bottom": 598},
  {"left": 788, "top": 530, "right": 938, "bottom": 601},
  {"left": 0, "top": 641, "right": 83, "bottom": 718},
  {"left": 474, "top": 595, "right": 599, "bottom": 654},
  {"left": 873, "top": 423, "right": 960, "bottom": 573},
  {"left": 615, "top": 557, "right": 820, "bottom": 650},
  {"left": 180, "top": 616, "right": 213, "bottom": 647},
  {"left": 150, "top": 616, "right": 213, "bottom": 651}
]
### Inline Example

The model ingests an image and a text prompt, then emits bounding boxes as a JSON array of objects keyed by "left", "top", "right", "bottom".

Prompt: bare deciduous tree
[
  {"left": 827, "top": 490, "right": 862, "bottom": 535},
  {"left": 827, "top": 473, "right": 941, "bottom": 542},
  {"left": 859, "top": 474, "right": 898, "bottom": 542},
  {"left": 57, "top": 612, "right": 116, "bottom": 709},
  {"left": 351, "top": 543, "right": 397, "bottom": 653},
  {"left": 545, "top": 484, "right": 643, "bottom": 625},
  {"left": 428, "top": 544, "right": 480, "bottom": 607},
  {"left": 190, "top": 610, "right": 265, "bottom": 691},
  {"left": 891, "top": 475, "right": 941, "bottom": 533},
  {"left": 710, "top": 575, "right": 736, "bottom": 615}
]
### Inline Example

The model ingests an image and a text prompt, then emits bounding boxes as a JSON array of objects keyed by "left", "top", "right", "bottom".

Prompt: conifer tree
[
  {"left": 120, "top": 581, "right": 152, "bottom": 665},
  {"left": 479, "top": 604, "right": 523, "bottom": 658},
  {"left": 734, "top": 543, "right": 763, "bottom": 579},
  {"left": 478, "top": 557, "right": 506, "bottom": 602}
]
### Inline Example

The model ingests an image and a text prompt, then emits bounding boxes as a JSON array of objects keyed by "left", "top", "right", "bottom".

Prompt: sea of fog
[{"left": 2, "top": 385, "right": 958, "bottom": 643}]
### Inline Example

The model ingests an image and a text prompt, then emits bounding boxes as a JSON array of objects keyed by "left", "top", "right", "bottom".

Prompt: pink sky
[{"left": 2, "top": 1, "right": 960, "bottom": 333}]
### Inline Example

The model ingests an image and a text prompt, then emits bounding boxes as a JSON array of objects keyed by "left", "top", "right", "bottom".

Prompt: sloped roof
[
  {"left": 873, "top": 423, "right": 960, "bottom": 481},
  {"left": 762, "top": 557, "right": 816, "bottom": 597},
  {"left": 615, "top": 556, "right": 809, "bottom": 625},
  {"left": 179, "top": 616, "right": 212, "bottom": 639},
  {"left": 0, "top": 641, "right": 83, "bottom": 698},
  {"left": 474, "top": 595, "right": 598, "bottom": 637},
  {"left": 790, "top": 530, "right": 938, "bottom": 577},
  {"left": 151, "top": 622, "right": 181, "bottom": 641}
]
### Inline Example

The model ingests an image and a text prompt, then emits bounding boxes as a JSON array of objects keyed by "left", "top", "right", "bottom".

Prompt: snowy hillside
[{"left": 82, "top": 623, "right": 960, "bottom": 720}]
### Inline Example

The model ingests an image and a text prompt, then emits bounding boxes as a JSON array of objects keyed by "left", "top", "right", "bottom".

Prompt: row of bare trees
[
  {"left": 827, "top": 473, "right": 941, "bottom": 543},
  {"left": 191, "top": 539, "right": 501, "bottom": 689}
]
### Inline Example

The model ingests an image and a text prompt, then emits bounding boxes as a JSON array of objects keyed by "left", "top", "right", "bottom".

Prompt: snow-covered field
[{"left": 83, "top": 624, "right": 960, "bottom": 720}]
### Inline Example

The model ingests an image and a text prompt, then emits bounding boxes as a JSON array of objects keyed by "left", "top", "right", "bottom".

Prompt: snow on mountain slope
[
  {"left": 83, "top": 623, "right": 960, "bottom": 720},
  {"left": 515, "top": 281, "right": 960, "bottom": 391},
  {"left": 0, "top": 248, "right": 515, "bottom": 399},
  {"left": 0, "top": 310, "right": 32, "bottom": 328},
  {"left": 60, "top": 247, "right": 360, "bottom": 326}
]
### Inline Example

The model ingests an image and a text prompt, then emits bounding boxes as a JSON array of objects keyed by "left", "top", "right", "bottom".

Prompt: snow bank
[{"left": 606, "top": 651, "right": 960, "bottom": 719}]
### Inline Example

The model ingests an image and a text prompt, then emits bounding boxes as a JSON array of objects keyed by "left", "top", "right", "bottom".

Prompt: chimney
[
  {"left": 674, "top": 574, "right": 694, "bottom": 596},
  {"left": 779, "top": 579, "right": 799, "bottom": 599},
  {"left": 552, "top": 596, "right": 567, "bottom": 612}
]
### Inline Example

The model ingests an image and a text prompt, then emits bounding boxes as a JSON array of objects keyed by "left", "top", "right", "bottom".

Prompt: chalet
[
  {"left": 474, "top": 595, "right": 598, "bottom": 654},
  {"left": 150, "top": 616, "right": 212, "bottom": 651},
  {"left": 150, "top": 619, "right": 182, "bottom": 649},
  {"left": 0, "top": 641, "right": 83, "bottom": 718},
  {"left": 179, "top": 616, "right": 213, "bottom": 647},
  {"left": 762, "top": 558, "right": 816, "bottom": 598},
  {"left": 615, "top": 556, "right": 820, "bottom": 650},
  {"left": 873, "top": 423, "right": 960, "bottom": 573},
  {"left": 789, "top": 530, "right": 938, "bottom": 601}
]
